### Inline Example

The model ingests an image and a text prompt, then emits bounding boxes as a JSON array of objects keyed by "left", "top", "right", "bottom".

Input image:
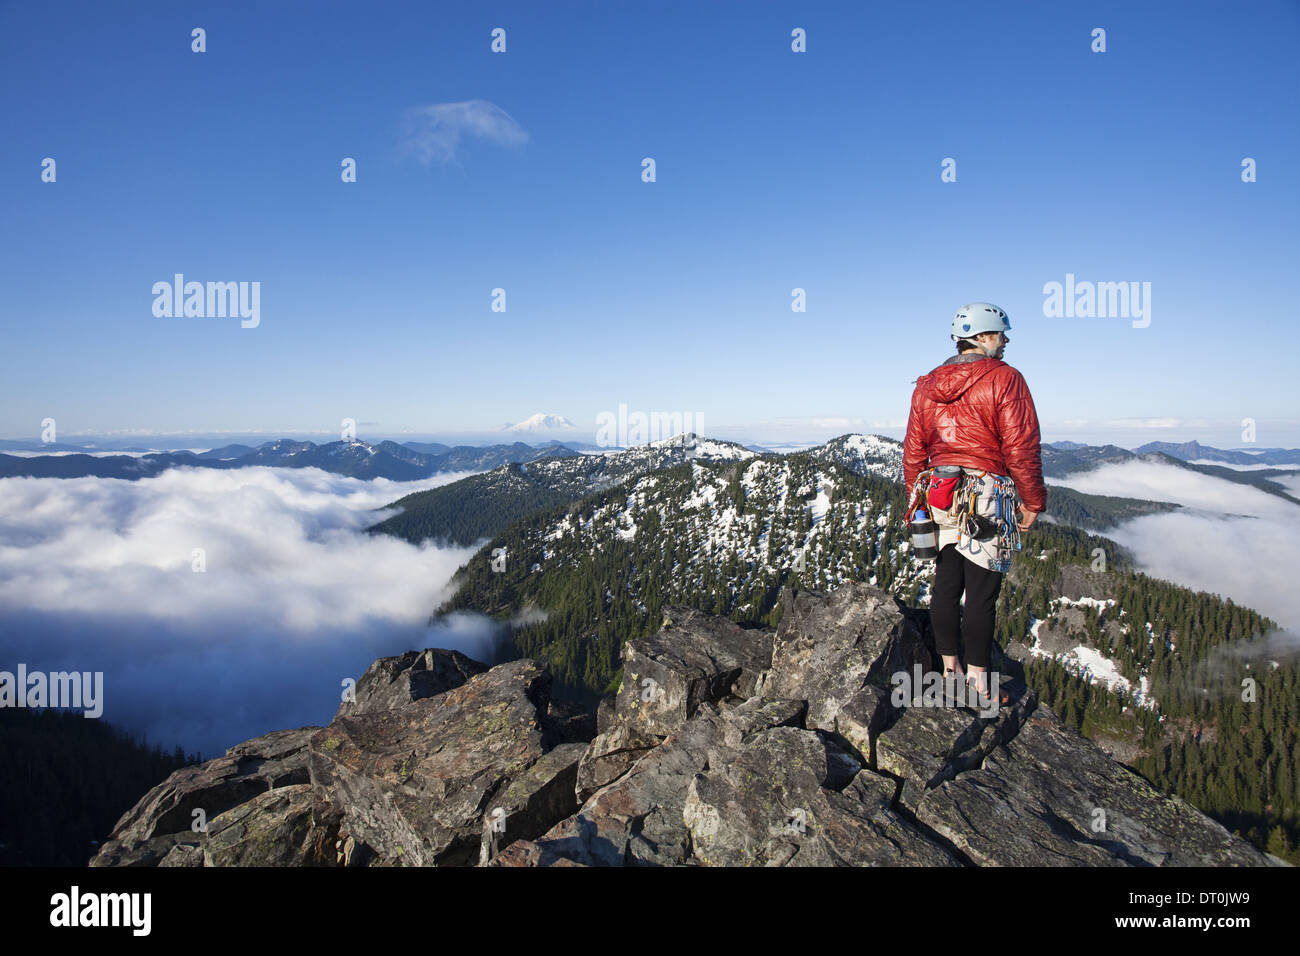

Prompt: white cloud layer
[
  {"left": 1052, "top": 459, "right": 1300, "bottom": 635},
  {"left": 0, "top": 467, "right": 497, "bottom": 756}
]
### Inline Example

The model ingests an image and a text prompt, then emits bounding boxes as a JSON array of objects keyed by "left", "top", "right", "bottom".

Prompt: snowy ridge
[
  {"left": 498, "top": 450, "right": 905, "bottom": 624},
  {"left": 645, "top": 433, "right": 755, "bottom": 460},
  {"left": 806, "top": 433, "right": 904, "bottom": 483}
]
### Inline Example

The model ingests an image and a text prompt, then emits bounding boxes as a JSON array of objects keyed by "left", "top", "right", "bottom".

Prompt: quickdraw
[
  {"left": 986, "top": 473, "right": 1024, "bottom": 573},
  {"left": 906, "top": 468, "right": 934, "bottom": 523},
  {"left": 953, "top": 470, "right": 991, "bottom": 562}
]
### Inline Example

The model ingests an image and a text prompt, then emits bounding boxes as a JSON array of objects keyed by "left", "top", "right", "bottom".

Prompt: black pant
[{"left": 930, "top": 543, "right": 1003, "bottom": 669}]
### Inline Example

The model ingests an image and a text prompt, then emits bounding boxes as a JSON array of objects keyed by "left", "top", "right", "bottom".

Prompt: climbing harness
[{"left": 906, "top": 467, "right": 1024, "bottom": 572}]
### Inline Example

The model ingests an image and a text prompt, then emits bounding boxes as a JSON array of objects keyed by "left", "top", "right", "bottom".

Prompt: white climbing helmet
[{"left": 950, "top": 302, "right": 1011, "bottom": 341}]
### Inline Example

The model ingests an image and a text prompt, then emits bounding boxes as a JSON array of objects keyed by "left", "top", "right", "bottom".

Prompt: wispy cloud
[{"left": 400, "top": 99, "right": 528, "bottom": 165}]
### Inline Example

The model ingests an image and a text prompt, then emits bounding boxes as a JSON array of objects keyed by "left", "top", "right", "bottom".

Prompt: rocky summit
[{"left": 90, "top": 583, "right": 1284, "bottom": 867}]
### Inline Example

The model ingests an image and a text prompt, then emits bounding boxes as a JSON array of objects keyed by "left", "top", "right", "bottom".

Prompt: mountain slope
[
  {"left": 434, "top": 450, "right": 1127, "bottom": 698},
  {"left": 371, "top": 433, "right": 756, "bottom": 546},
  {"left": 374, "top": 432, "right": 1180, "bottom": 548}
]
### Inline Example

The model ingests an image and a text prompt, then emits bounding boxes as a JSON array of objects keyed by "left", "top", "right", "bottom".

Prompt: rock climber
[{"left": 903, "top": 302, "right": 1048, "bottom": 707}]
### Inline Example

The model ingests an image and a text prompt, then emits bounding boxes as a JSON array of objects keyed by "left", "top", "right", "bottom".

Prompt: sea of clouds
[
  {"left": 0, "top": 466, "right": 496, "bottom": 757},
  {"left": 1050, "top": 458, "right": 1300, "bottom": 644}
]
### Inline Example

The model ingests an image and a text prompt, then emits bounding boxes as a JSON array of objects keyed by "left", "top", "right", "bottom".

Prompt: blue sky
[{"left": 2, "top": 0, "right": 1297, "bottom": 448}]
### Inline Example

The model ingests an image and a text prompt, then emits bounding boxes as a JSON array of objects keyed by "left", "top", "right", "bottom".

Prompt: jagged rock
[
  {"left": 914, "top": 704, "right": 1277, "bottom": 866},
  {"left": 876, "top": 707, "right": 995, "bottom": 810},
  {"left": 821, "top": 684, "right": 890, "bottom": 766},
  {"left": 492, "top": 701, "right": 753, "bottom": 866},
  {"left": 157, "top": 843, "right": 204, "bottom": 867},
  {"left": 759, "top": 583, "right": 927, "bottom": 761},
  {"left": 574, "top": 723, "right": 661, "bottom": 802},
  {"left": 574, "top": 700, "right": 791, "bottom": 865},
  {"left": 480, "top": 742, "right": 587, "bottom": 863},
  {"left": 152, "top": 785, "right": 341, "bottom": 867},
  {"left": 201, "top": 784, "right": 341, "bottom": 866},
  {"left": 496, "top": 693, "right": 952, "bottom": 867},
  {"left": 307, "top": 659, "right": 569, "bottom": 866},
  {"left": 93, "top": 582, "right": 1284, "bottom": 869},
  {"left": 683, "top": 724, "right": 958, "bottom": 866},
  {"left": 91, "top": 832, "right": 190, "bottom": 868},
  {"left": 595, "top": 694, "right": 617, "bottom": 735},
  {"left": 611, "top": 605, "right": 772, "bottom": 736},
  {"left": 485, "top": 840, "right": 588, "bottom": 867},
  {"left": 874, "top": 691, "right": 1036, "bottom": 811},
  {"left": 89, "top": 727, "right": 317, "bottom": 866},
  {"left": 336, "top": 647, "right": 487, "bottom": 719},
  {"left": 495, "top": 697, "right": 863, "bottom": 866}
]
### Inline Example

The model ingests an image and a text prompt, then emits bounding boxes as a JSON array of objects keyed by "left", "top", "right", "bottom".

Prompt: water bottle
[{"left": 910, "top": 508, "right": 939, "bottom": 560}]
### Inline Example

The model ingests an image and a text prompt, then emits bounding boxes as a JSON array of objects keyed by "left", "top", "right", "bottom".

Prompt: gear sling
[{"left": 906, "top": 467, "right": 1024, "bottom": 573}]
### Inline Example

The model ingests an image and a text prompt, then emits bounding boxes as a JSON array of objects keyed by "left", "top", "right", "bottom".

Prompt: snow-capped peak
[{"left": 498, "top": 413, "right": 578, "bottom": 433}]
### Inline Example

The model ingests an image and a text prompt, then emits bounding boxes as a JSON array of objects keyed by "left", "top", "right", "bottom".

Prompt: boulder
[
  {"left": 336, "top": 647, "right": 487, "bottom": 719},
  {"left": 760, "top": 583, "right": 927, "bottom": 761},
  {"left": 611, "top": 606, "right": 772, "bottom": 737},
  {"left": 308, "top": 659, "right": 570, "bottom": 866},
  {"left": 683, "top": 723, "right": 958, "bottom": 866},
  {"left": 479, "top": 742, "right": 587, "bottom": 864},
  {"left": 574, "top": 723, "right": 662, "bottom": 803},
  {"left": 914, "top": 704, "right": 1278, "bottom": 866},
  {"left": 90, "top": 727, "right": 317, "bottom": 866},
  {"left": 158, "top": 784, "right": 342, "bottom": 867},
  {"left": 874, "top": 691, "right": 1037, "bottom": 811}
]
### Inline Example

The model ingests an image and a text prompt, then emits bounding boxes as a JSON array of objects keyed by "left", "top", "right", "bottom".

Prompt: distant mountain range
[
  {"left": 0, "top": 439, "right": 583, "bottom": 482},
  {"left": 3, "top": 436, "right": 1298, "bottom": 511},
  {"left": 1129, "top": 439, "right": 1300, "bottom": 466},
  {"left": 1041, "top": 442, "right": 1300, "bottom": 507}
]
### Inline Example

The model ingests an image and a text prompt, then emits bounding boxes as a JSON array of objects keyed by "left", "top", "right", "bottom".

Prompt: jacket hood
[{"left": 915, "top": 354, "right": 1004, "bottom": 404}]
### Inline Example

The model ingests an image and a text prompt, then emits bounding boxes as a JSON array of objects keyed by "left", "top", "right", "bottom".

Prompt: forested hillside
[
  {"left": 1038, "top": 484, "right": 1181, "bottom": 530},
  {"left": 0, "top": 708, "right": 200, "bottom": 866},
  {"left": 369, "top": 463, "right": 575, "bottom": 546}
]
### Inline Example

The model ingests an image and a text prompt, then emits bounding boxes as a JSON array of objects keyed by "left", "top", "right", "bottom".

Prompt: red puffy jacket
[{"left": 903, "top": 354, "right": 1048, "bottom": 514}]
